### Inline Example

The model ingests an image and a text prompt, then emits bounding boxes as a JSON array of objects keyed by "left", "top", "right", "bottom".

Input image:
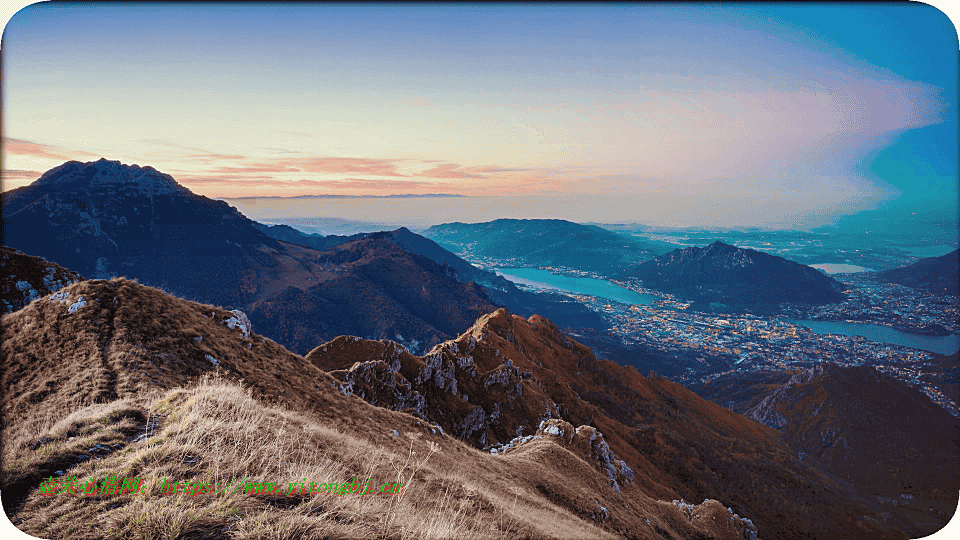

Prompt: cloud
[
  {"left": 258, "top": 147, "right": 306, "bottom": 155},
  {"left": 179, "top": 175, "right": 277, "bottom": 184},
  {"left": 464, "top": 165, "right": 531, "bottom": 174},
  {"left": 2, "top": 137, "right": 99, "bottom": 160},
  {"left": 1, "top": 169, "right": 43, "bottom": 180},
  {"left": 141, "top": 139, "right": 247, "bottom": 163},
  {"left": 414, "top": 163, "right": 485, "bottom": 179},
  {"left": 291, "top": 178, "right": 440, "bottom": 190},
  {"left": 289, "top": 157, "right": 406, "bottom": 177},
  {"left": 279, "top": 131, "right": 314, "bottom": 137},
  {"left": 209, "top": 163, "right": 302, "bottom": 174},
  {"left": 399, "top": 97, "right": 433, "bottom": 108}
]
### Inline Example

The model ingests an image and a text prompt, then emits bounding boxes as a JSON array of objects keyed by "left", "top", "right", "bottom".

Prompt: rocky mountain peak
[{"left": 31, "top": 158, "right": 190, "bottom": 196}]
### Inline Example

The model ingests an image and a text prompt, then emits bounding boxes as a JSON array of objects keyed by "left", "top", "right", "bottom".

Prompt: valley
[
  {"left": 425, "top": 226, "right": 959, "bottom": 416},
  {"left": 2, "top": 160, "right": 957, "bottom": 540}
]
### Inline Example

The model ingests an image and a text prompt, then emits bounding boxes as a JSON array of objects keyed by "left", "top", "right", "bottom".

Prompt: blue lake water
[
  {"left": 809, "top": 263, "right": 874, "bottom": 274},
  {"left": 493, "top": 267, "right": 659, "bottom": 305},
  {"left": 785, "top": 319, "right": 959, "bottom": 355}
]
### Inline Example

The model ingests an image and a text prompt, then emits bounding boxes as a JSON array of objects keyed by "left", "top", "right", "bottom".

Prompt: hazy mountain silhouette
[
  {"left": 422, "top": 218, "right": 674, "bottom": 276},
  {"left": 878, "top": 249, "right": 959, "bottom": 295}
]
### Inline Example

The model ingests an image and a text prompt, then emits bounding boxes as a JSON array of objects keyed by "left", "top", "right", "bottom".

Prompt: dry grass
[
  {"left": 3, "top": 278, "right": 763, "bottom": 539},
  {"left": 12, "top": 375, "right": 613, "bottom": 540}
]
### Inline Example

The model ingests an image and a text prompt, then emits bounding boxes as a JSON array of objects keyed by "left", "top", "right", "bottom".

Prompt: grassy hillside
[{"left": 2, "top": 278, "right": 759, "bottom": 540}]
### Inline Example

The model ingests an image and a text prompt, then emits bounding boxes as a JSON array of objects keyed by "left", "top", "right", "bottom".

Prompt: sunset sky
[{"left": 2, "top": 3, "right": 957, "bottom": 227}]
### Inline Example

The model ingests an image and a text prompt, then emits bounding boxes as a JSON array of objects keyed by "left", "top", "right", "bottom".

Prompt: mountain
[
  {"left": 2, "top": 158, "right": 285, "bottom": 308},
  {"left": 221, "top": 222, "right": 609, "bottom": 342},
  {"left": 246, "top": 235, "right": 500, "bottom": 354},
  {"left": 3, "top": 277, "right": 763, "bottom": 540},
  {"left": 1, "top": 246, "right": 83, "bottom": 314},
  {"left": 372, "top": 228, "right": 610, "bottom": 332},
  {"left": 625, "top": 241, "right": 847, "bottom": 312},
  {"left": 422, "top": 218, "right": 675, "bottom": 276},
  {"left": 689, "top": 364, "right": 959, "bottom": 536},
  {"left": 878, "top": 249, "right": 959, "bottom": 295},
  {"left": 308, "top": 308, "right": 922, "bottom": 539},
  {"left": 0, "top": 159, "right": 508, "bottom": 355},
  {"left": 252, "top": 221, "right": 365, "bottom": 252}
]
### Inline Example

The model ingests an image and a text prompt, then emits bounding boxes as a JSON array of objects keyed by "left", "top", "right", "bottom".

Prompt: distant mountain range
[
  {"left": 422, "top": 218, "right": 676, "bottom": 276},
  {"left": 254, "top": 223, "right": 610, "bottom": 340},
  {"left": 625, "top": 241, "right": 848, "bottom": 312},
  {"left": 2, "top": 159, "right": 608, "bottom": 354},
  {"left": 878, "top": 249, "right": 959, "bottom": 295}
]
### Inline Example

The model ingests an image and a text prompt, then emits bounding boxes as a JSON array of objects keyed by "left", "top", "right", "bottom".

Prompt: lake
[
  {"left": 809, "top": 263, "right": 874, "bottom": 274},
  {"left": 493, "top": 267, "right": 659, "bottom": 306},
  {"left": 784, "top": 319, "right": 959, "bottom": 355}
]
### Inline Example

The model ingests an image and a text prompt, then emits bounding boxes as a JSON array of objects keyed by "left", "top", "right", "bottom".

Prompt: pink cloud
[
  {"left": 464, "top": 165, "right": 531, "bottom": 174},
  {"left": 290, "top": 157, "right": 406, "bottom": 177},
  {"left": 209, "top": 163, "right": 302, "bottom": 174},
  {"left": 414, "top": 163, "right": 485, "bottom": 179},
  {"left": 1, "top": 169, "right": 43, "bottom": 180},
  {"left": 292, "top": 177, "right": 440, "bottom": 190},
  {"left": 178, "top": 174, "right": 276, "bottom": 184},
  {"left": 2, "top": 137, "right": 99, "bottom": 160}
]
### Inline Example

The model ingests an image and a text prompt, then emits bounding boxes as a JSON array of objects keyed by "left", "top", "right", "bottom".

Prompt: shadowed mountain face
[
  {"left": 252, "top": 222, "right": 365, "bottom": 252},
  {"left": 2, "top": 158, "right": 285, "bottom": 308},
  {"left": 307, "top": 308, "right": 921, "bottom": 539},
  {"left": 260, "top": 223, "right": 614, "bottom": 333},
  {"left": 878, "top": 249, "right": 959, "bottom": 295},
  {"left": 3, "top": 277, "right": 764, "bottom": 540},
  {"left": 689, "top": 364, "right": 960, "bottom": 536},
  {"left": 422, "top": 218, "right": 674, "bottom": 276},
  {"left": 1, "top": 246, "right": 84, "bottom": 314},
  {"left": 626, "top": 241, "right": 847, "bottom": 312},
  {"left": 246, "top": 236, "right": 499, "bottom": 355}
]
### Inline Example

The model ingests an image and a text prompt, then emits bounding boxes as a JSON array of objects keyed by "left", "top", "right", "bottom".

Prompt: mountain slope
[
  {"left": 1, "top": 246, "right": 83, "bottom": 314},
  {"left": 688, "top": 364, "right": 959, "bottom": 536},
  {"left": 3, "top": 277, "right": 760, "bottom": 540},
  {"left": 373, "top": 228, "right": 610, "bottom": 332},
  {"left": 626, "top": 241, "right": 847, "bottom": 311},
  {"left": 247, "top": 236, "right": 499, "bottom": 354},
  {"left": 307, "top": 308, "right": 917, "bottom": 539},
  {"left": 878, "top": 249, "right": 959, "bottom": 295},
  {"left": 252, "top": 221, "right": 365, "bottom": 252},
  {"left": 422, "top": 218, "right": 674, "bottom": 276}
]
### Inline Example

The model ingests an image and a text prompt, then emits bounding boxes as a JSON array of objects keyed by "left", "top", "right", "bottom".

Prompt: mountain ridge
[
  {"left": 3, "top": 276, "right": 763, "bottom": 540},
  {"left": 878, "top": 249, "right": 959, "bottom": 295},
  {"left": 422, "top": 218, "right": 675, "bottom": 276}
]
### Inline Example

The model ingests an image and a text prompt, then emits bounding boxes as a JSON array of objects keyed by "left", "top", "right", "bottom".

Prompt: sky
[{"left": 2, "top": 2, "right": 958, "bottom": 228}]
